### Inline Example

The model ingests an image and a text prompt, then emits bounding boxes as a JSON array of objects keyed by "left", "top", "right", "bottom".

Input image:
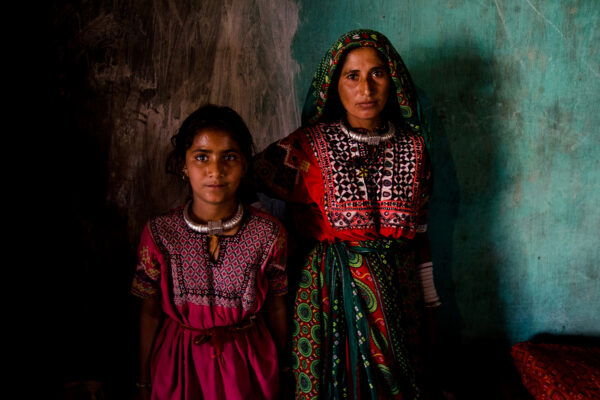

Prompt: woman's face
[
  {"left": 337, "top": 47, "right": 391, "bottom": 129},
  {"left": 182, "top": 128, "right": 245, "bottom": 210}
]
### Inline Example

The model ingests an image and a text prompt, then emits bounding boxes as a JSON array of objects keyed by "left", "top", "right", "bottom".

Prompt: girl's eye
[
  {"left": 194, "top": 154, "right": 208, "bottom": 161},
  {"left": 224, "top": 153, "right": 238, "bottom": 161}
]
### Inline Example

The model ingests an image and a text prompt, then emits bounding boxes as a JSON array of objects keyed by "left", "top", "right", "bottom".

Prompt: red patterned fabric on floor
[{"left": 511, "top": 341, "right": 600, "bottom": 400}]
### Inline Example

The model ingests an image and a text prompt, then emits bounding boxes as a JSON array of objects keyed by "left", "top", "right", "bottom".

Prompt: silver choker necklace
[
  {"left": 183, "top": 201, "right": 244, "bottom": 235},
  {"left": 339, "top": 120, "right": 395, "bottom": 145}
]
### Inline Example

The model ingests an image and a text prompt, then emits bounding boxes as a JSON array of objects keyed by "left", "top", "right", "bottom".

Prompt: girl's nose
[{"left": 207, "top": 160, "right": 224, "bottom": 177}]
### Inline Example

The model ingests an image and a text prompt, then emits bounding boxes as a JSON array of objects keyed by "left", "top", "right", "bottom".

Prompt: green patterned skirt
[{"left": 291, "top": 239, "right": 424, "bottom": 399}]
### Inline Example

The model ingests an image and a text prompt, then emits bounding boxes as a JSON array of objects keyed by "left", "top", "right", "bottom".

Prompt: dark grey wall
[{"left": 55, "top": 0, "right": 299, "bottom": 234}]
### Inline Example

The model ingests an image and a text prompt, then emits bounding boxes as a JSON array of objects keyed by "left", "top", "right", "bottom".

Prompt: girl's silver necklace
[{"left": 183, "top": 201, "right": 244, "bottom": 235}]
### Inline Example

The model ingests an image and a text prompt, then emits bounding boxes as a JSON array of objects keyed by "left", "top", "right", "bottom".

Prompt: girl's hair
[
  {"left": 165, "top": 104, "right": 256, "bottom": 202},
  {"left": 318, "top": 49, "right": 403, "bottom": 126}
]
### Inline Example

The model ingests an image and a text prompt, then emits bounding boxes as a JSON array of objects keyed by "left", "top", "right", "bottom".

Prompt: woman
[{"left": 255, "top": 30, "right": 441, "bottom": 399}]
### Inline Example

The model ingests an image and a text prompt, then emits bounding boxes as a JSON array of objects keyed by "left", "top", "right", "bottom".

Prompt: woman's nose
[{"left": 359, "top": 76, "right": 373, "bottom": 96}]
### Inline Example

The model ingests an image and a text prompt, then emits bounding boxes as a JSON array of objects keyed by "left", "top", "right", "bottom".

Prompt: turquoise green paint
[{"left": 292, "top": 0, "right": 600, "bottom": 342}]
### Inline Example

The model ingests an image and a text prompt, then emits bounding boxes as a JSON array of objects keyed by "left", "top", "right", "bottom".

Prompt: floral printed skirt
[{"left": 291, "top": 239, "right": 425, "bottom": 399}]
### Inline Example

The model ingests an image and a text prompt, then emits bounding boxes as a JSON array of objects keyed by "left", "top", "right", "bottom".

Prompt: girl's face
[
  {"left": 183, "top": 128, "right": 245, "bottom": 210},
  {"left": 337, "top": 47, "right": 391, "bottom": 129}
]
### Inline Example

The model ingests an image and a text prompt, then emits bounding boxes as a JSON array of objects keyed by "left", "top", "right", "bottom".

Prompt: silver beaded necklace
[
  {"left": 183, "top": 201, "right": 244, "bottom": 235},
  {"left": 339, "top": 120, "right": 396, "bottom": 145}
]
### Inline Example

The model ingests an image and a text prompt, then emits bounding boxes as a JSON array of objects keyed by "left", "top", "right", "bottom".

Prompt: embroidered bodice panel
[
  {"left": 150, "top": 210, "right": 279, "bottom": 310},
  {"left": 305, "top": 122, "right": 428, "bottom": 232}
]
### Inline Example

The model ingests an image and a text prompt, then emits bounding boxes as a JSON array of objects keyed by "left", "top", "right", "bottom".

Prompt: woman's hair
[
  {"left": 301, "top": 29, "right": 425, "bottom": 140},
  {"left": 318, "top": 49, "right": 402, "bottom": 126},
  {"left": 165, "top": 104, "right": 256, "bottom": 202}
]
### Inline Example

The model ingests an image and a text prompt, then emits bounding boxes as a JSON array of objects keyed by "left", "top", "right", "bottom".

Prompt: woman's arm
[
  {"left": 138, "top": 297, "right": 162, "bottom": 391},
  {"left": 415, "top": 231, "right": 431, "bottom": 265},
  {"left": 415, "top": 232, "right": 441, "bottom": 309},
  {"left": 415, "top": 232, "right": 438, "bottom": 343}
]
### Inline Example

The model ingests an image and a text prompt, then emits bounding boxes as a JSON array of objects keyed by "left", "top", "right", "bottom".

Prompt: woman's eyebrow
[{"left": 343, "top": 65, "right": 386, "bottom": 73}]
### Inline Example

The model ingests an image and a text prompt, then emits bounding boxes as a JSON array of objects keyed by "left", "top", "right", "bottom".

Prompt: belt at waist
[{"left": 178, "top": 315, "right": 257, "bottom": 358}]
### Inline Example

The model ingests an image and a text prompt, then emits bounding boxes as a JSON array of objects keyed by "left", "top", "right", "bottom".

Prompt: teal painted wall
[{"left": 292, "top": 0, "right": 600, "bottom": 343}]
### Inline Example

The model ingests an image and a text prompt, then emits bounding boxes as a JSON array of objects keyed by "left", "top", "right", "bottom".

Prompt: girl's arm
[
  {"left": 265, "top": 294, "right": 288, "bottom": 354},
  {"left": 138, "top": 297, "right": 162, "bottom": 391}
]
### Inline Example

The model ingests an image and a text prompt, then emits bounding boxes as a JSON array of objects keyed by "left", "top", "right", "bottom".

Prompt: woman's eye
[
  {"left": 346, "top": 73, "right": 358, "bottom": 80},
  {"left": 372, "top": 69, "right": 385, "bottom": 78}
]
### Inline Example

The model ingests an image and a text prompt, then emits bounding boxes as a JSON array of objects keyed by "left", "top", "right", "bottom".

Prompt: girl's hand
[
  {"left": 265, "top": 294, "right": 288, "bottom": 353},
  {"left": 134, "top": 387, "right": 151, "bottom": 400}
]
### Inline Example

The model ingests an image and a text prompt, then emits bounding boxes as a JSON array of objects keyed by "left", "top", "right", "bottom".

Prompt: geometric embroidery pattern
[
  {"left": 150, "top": 209, "right": 279, "bottom": 310},
  {"left": 253, "top": 133, "right": 311, "bottom": 200},
  {"left": 305, "top": 122, "right": 427, "bottom": 231}
]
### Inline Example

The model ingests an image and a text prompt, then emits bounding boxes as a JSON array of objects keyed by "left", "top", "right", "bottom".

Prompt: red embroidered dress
[
  {"left": 131, "top": 205, "right": 287, "bottom": 400},
  {"left": 255, "top": 121, "right": 431, "bottom": 399},
  {"left": 265, "top": 122, "right": 429, "bottom": 242}
]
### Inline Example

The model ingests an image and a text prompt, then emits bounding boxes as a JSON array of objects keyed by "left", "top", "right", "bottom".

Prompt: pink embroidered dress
[{"left": 131, "top": 205, "right": 287, "bottom": 400}]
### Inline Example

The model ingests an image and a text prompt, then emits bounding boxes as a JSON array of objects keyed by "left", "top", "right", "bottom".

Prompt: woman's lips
[{"left": 356, "top": 101, "right": 378, "bottom": 108}]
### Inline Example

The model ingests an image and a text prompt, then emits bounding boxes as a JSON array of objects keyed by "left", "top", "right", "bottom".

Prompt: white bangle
[{"left": 418, "top": 261, "right": 441, "bottom": 307}]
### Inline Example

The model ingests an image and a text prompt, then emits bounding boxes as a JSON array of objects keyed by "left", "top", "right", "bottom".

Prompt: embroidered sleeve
[
  {"left": 131, "top": 223, "right": 162, "bottom": 299},
  {"left": 265, "top": 225, "right": 288, "bottom": 296},
  {"left": 416, "top": 147, "right": 432, "bottom": 233},
  {"left": 253, "top": 130, "right": 313, "bottom": 203}
]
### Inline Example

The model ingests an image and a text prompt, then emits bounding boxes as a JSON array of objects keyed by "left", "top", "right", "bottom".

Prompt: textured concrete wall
[
  {"left": 291, "top": 0, "right": 600, "bottom": 343},
  {"left": 53, "top": 0, "right": 299, "bottom": 236}
]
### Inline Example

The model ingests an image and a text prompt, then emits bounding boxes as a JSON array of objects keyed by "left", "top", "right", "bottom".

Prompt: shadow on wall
[
  {"left": 47, "top": 65, "right": 138, "bottom": 398},
  {"left": 45, "top": 1, "right": 142, "bottom": 397},
  {"left": 413, "top": 44, "right": 529, "bottom": 398}
]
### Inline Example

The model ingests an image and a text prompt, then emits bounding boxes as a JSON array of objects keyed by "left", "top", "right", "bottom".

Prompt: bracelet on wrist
[{"left": 136, "top": 382, "right": 151, "bottom": 389}]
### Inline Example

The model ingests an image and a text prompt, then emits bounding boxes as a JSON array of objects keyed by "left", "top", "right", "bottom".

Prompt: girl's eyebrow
[{"left": 190, "top": 148, "right": 241, "bottom": 153}]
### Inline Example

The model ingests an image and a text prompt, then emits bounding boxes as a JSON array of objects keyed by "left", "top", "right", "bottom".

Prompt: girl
[{"left": 132, "top": 104, "right": 288, "bottom": 400}]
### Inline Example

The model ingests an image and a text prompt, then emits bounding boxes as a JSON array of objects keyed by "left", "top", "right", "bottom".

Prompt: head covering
[{"left": 301, "top": 29, "right": 429, "bottom": 143}]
